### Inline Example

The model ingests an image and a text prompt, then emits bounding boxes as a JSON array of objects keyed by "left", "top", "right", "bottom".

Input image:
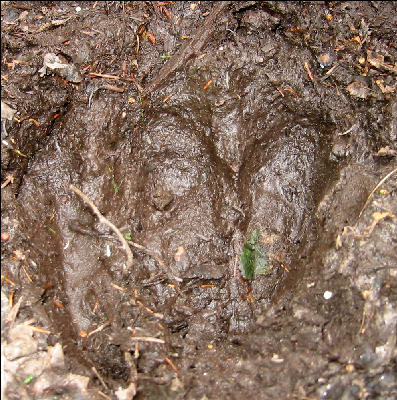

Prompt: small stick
[
  {"left": 143, "top": 2, "right": 230, "bottom": 96},
  {"left": 304, "top": 62, "right": 314, "bottom": 82},
  {"left": 92, "top": 299, "right": 99, "bottom": 313},
  {"left": 89, "top": 72, "right": 120, "bottom": 80},
  {"left": 134, "top": 342, "right": 139, "bottom": 359},
  {"left": 283, "top": 87, "right": 299, "bottom": 98},
  {"left": 130, "top": 336, "right": 165, "bottom": 344},
  {"left": 87, "top": 320, "right": 112, "bottom": 337},
  {"left": 70, "top": 185, "right": 133, "bottom": 269},
  {"left": 320, "top": 63, "right": 339, "bottom": 81},
  {"left": 1, "top": 174, "right": 14, "bottom": 189},
  {"left": 11, "top": 4, "right": 31, "bottom": 10},
  {"left": 9, "top": 292, "right": 14, "bottom": 307},
  {"left": 279, "top": 264, "right": 290, "bottom": 273},
  {"left": 338, "top": 123, "right": 357, "bottom": 136},
  {"left": 22, "top": 264, "right": 33, "bottom": 283},
  {"left": 26, "top": 325, "right": 52, "bottom": 334},
  {"left": 136, "top": 300, "right": 163, "bottom": 319},
  {"left": 276, "top": 87, "right": 285, "bottom": 97},
  {"left": 97, "top": 391, "right": 112, "bottom": 400},
  {"left": 89, "top": 72, "right": 143, "bottom": 91},
  {"left": 1, "top": 275, "right": 16, "bottom": 286},
  {"left": 111, "top": 282, "right": 127, "bottom": 292},
  {"left": 163, "top": 355, "right": 179, "bottom": 374},
  {"left": 162, "top": 93, "right": 174, "bottom": 103},
  {"left": 100, "top": 84, "right": 125, "bottom": 93},
  {"left": 358, "top": 168, "right": 397, "bottom": 219},
  {"left": 6, "top": 296, "right": 23, "bottom": 324},
  {"left": 92, "top": 366, "right": 109, "bottom": 390}
]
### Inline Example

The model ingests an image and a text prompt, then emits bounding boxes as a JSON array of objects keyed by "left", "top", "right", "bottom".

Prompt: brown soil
[{"left": 1, "top": 2, "right": 396, "bottom": 399}]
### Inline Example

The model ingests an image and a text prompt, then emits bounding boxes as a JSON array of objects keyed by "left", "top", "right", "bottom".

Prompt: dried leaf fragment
[
  {"left": 13, "top": 249, "right": 26, "bottom": 260},
  {"left": 33, "top": 17, "right": 72, "bottom": 33},
  {"left": 39, "top": 53, "right": 83, "bottom": 83},
  {"left": 174, "top": 246, "right": 185, "bottom": 262},
  {"left": 304, "top": 62, "right": 314, "bottom": 81},
  {"left": 376, "top": 146, "right": 397, "bottom": 157},
  {"left": 375, "top": 79, "right": 396, "bottom": 95},
  {"left": 1, "top": 101, "right": 17, "bottom": 121},
  {"left": 147, "top": 32, "right": 156, "bottom": 44},
  {"left": 346, "top": 81, "right": 370, "bottom": 99},
  {"left": 367, "top": 50, "right": 397, "bottom": 74}
]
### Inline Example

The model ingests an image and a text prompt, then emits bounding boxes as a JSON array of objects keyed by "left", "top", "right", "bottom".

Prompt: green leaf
[
  {"left": 49, "top": 227, "right": 56, "bottom": 235},
  {"left": 239, "top": 230, "right": 269, "bottom": 280},
  {"left": 113, "top": 182, "right": 119, "bottom": 194},
  {"left": 24, "top": 375, "right": 34, "bottom": 384},
  {"left": 124, "top": 232, "right": 132, "bottom": 241}
]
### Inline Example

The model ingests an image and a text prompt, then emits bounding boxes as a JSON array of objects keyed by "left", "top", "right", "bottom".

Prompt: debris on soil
[
  {"left": 69, "top": 184, "right": 134, "bottom": 270},
  {"left": 1, "top": 101, "right": 16, "bottom": 121},
  {"left": 346, "top": 80, "right": 370, "bottom": 99},
  {"left": 38, "top": 53, "right": 83, "bottom": 83},
  {"left": 143, "top": 1, "right": 230, "bottom": 96}
]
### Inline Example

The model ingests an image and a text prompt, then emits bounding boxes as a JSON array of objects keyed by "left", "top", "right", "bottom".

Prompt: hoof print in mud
[{"left": 1, "top": 1, "right": 396, "bottom": 400}]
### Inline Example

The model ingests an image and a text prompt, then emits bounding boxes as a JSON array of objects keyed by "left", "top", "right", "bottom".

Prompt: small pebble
[
  {"left": 346, "top": 364, "right": 355, "bottom": 373},
  {"left": 1, "top": 232, "right": 10, "bottom": 242},
  {"left": 317, "top": 53, "right": 333, "bottom": 68},
  {"left": 324, "top": 290, "right": 333, "bottom": 300},
  {"left": 75, "top": 6, "right": 81, "bottom": 12}
]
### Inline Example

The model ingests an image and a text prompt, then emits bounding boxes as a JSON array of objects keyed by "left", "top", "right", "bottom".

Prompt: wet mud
[{"left": 1, "top": 2, "right": 397, "bottom": 399}]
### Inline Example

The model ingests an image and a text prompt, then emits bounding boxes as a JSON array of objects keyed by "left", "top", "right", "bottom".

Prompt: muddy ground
[{"left": 1, "top": 1, "right": 396, "bottom": 399}]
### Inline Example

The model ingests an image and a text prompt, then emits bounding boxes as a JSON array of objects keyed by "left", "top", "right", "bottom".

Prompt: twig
[
  {"left": 130, "top": 336, "right": 165, "bottom": 344},
  {"left": 1, "top": 174, "right": 14, "bottom": 189},
  {"left": 304, "top": 62, "right": 314, "bottom": 82},
  {"left": 143, "top": 2, "right": 230, "bottom": 96},
  {"left": 6, "top": 296, "right": 23, "bottom": 324},
  {"left": 92, "top": 366, "right": 109, "bottom": 390},
  {"left": 69, "top": 184, "right": 134, "bottom": 269},
  {"left": 33, "top": 17, "right": 72, "bottom": 33},
  {"left": 89, "top": 72, "right": 144, "bottom": 93},
  {"left": 87, "top": 320, "right": 112, "bottom": 337},
  {"left": 97, "top": 391, "right": 112, "bottom": 400},
  {"left": 320, "top": 63, "right": 339, "bottom": 81},
  {"left": 89, "top": 72, "right": 120, "bottom": 80},
  {"left": 100, "top": 84, "right": 125, "bottom": 93},
  {"left": 26, "top": 325, "right": 51, "bottom": 334},
  {"left": 163, "top": 355, "right": 179, "bottom": 374},
  {"left": 358, "top": 168, "right": 397, "bottom": 219},
  {"left": 338, "top": 123, "right": 357, "bottom": 136}
]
